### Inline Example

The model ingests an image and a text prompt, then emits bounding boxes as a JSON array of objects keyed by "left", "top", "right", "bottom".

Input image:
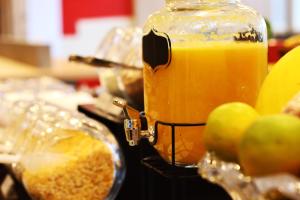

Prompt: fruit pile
[{"left": 204, "top": 46, "right": 300, "bottom": 177}]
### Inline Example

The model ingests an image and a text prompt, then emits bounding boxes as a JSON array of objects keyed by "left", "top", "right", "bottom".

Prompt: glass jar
[
  {"left": 143, "top": 0, "right": 268, "bottom": 165},
  {"left": 1, "top": 101, "right": 125, "bottom": 200}
]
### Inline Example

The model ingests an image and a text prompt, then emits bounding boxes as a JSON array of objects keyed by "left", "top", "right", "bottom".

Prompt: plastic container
[{"left": 142, "top": 0, "right": 268, "bottom": 165}]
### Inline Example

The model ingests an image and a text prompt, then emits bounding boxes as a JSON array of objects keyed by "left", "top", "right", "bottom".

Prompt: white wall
[
  {"left": 63, "top": 17, "right": 132, "bottom": 57},
  {"left": 134, "top": 0, "right": 164, "bottom": 26},
  {"left": 135, "top": 0, "right": 295, "bottom": 34},
  {"left": 292, "top": 0, "right": 300, "bottom": 32},
  {"left": 133, "top": 0, "right": 273, "bottom": 26},
  {"left": 242, "top": 0, "right": 271, "bottom": 17},
  {"left": 269, "top": 0, "right": 288, "bottom": 34},
  {"left": 24, "top": 0, "right": 298, "bottom": 59},
  {"left": 26, "top": 0, "right": 63, "bottom": 58},
  {"left": 25, "top": 0, "right": 132, "bottom": 58}
]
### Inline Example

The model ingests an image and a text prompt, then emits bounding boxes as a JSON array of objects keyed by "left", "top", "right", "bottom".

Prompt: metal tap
[{"left": 113, "top": 99, "right": 156, "bottom": 146}]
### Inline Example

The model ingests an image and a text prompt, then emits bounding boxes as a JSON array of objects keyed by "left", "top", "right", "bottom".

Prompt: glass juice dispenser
[{"left": 115, "top": 0, "right": 267, "bottom": 166}]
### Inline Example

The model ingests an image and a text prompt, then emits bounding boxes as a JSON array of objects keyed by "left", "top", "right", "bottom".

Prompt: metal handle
[
  {"left": 113, "top": 99, "right": 141, "bottom": 120},
  {"left": 69, "top": 54, "right": 140, "bottom": 70}
]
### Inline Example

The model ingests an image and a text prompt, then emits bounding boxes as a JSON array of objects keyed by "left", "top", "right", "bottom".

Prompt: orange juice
[{"left": 144, "top": 41, "right": 267, "bottom": 165}]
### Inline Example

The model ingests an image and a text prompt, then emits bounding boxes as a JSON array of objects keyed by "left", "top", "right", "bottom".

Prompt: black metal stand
[
  {"left": 154, "top": 121, "right": 206, "bottom": 166},
  {"left": 78, "top": 104, "right": 232, "bottom": 200}
]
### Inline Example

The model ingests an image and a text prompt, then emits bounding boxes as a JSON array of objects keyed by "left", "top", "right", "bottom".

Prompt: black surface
[
  {"left": 0, "top": 165, "right": 31, "bottom": 200},
  {"left": 78, "top": 104, "right": 232, "bottom": 200},
  {"left": 141, "top": 156, "right": 199, "bottom": 179},
  {"left": 140, "top": 156, "right": 232, "bottom": 200}
]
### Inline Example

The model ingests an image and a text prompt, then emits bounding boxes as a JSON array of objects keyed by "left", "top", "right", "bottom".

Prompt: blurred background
[
  {"left": 0, "top": 0, "right": 298, "bottom": 59},
  {"left": 0, "top": 1, "right": 299, "bottom": 199}
]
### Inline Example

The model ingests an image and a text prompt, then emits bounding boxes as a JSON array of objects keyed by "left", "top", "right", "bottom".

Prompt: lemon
[
  {"left": 239, "top": 114, "right": 300, "bottom": 176},
  {"left": 204, "top": 102, "right": 259, "bottom": 162},
  {"left": 256, "top": 46, "right": 300, "bottom": 115}
]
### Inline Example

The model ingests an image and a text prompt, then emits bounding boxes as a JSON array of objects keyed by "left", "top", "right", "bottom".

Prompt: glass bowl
[{"left": 199, "top": 152, "right": 300, "bottom": 200}]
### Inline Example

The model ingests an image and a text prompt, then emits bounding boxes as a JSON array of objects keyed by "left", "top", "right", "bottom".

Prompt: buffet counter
[{"left": 0, "top": 56, "right": 98, "bottom": 81}]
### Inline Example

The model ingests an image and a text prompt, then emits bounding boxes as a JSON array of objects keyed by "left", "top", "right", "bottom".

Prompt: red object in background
[
  {"left": 76, "top": 78, "right": 100, "bottom": 89},
  {"left": 268, "top": 39, "right": 284, "bottom": 64},
  {"left": 62, "top": 0, "right": 133, "bottom": 35}
]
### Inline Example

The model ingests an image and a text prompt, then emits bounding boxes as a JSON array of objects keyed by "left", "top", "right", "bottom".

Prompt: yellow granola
[{"left": 23, "top": 129, "right": 114, "bottom": 200}]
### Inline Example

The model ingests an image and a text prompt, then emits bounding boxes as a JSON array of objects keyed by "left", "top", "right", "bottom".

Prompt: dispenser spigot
[
  {"left": 113, "top": 99, "right": 156, "bottom": 146},
  {"left": 124, "top": 119, "right": 140, "bottom": 146}
]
